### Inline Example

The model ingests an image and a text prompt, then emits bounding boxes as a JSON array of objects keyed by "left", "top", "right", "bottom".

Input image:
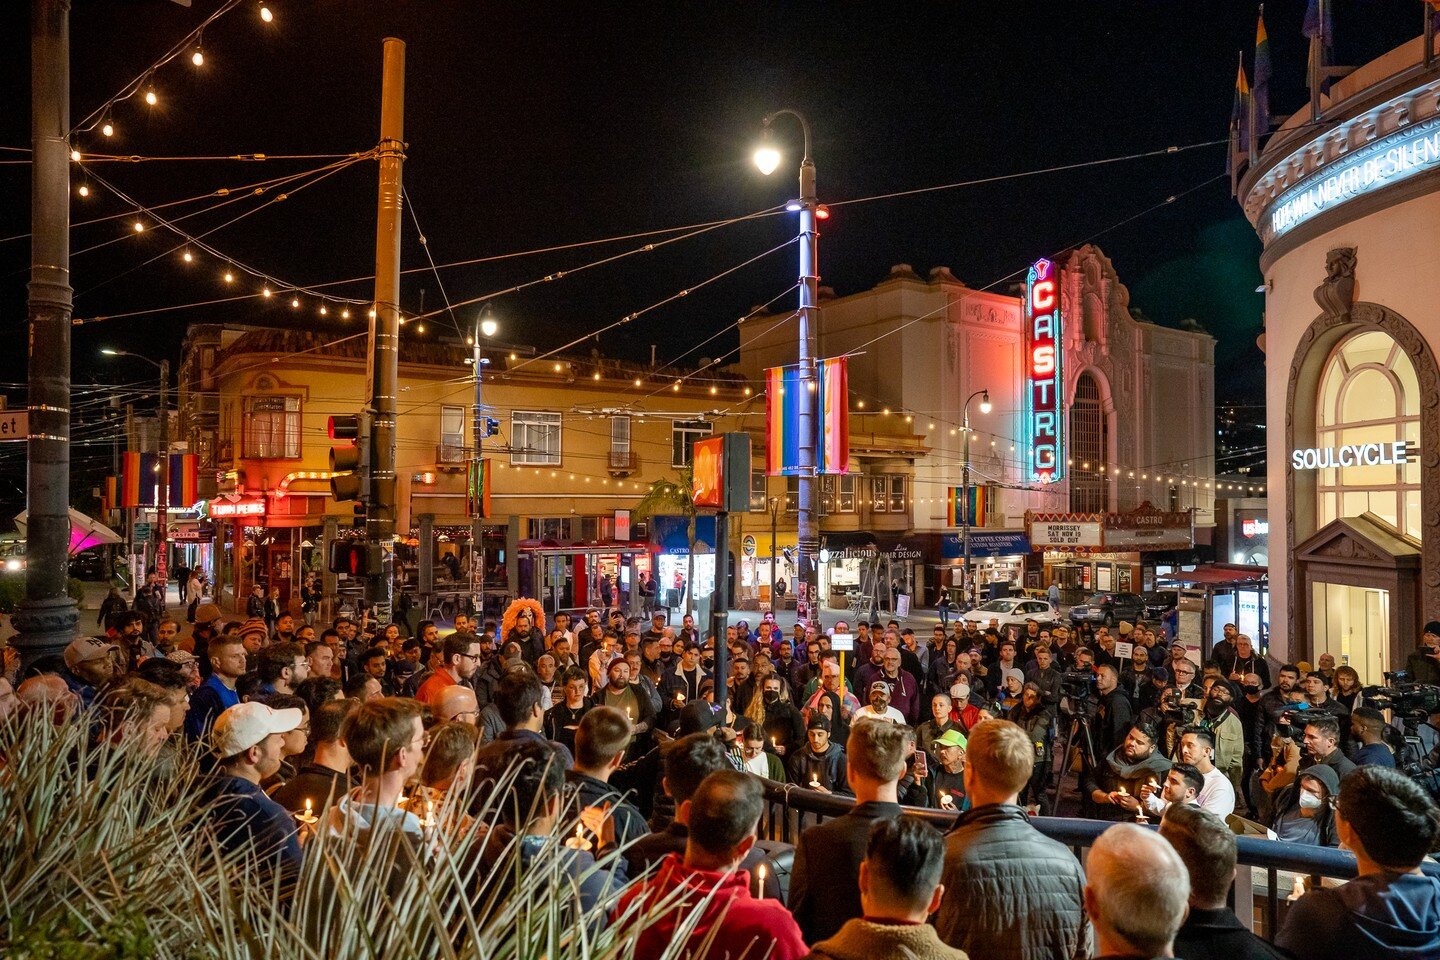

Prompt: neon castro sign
[
  {"left": 1268, "top": 118, "right": 1440, "bottom": 239},
  {"left": 1290, "top": 441, "right": 1415, "bottom": 470},
  {"left": 1024, "top": 258, "right": 1064, "bottom": 483}
]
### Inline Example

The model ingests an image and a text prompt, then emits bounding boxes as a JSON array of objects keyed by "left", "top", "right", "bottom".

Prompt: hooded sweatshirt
[
  {"left": 1276, "top": 870, "right": 1440, "bottom": 960},
  {"left": 611, "top": 853, "right": 807, "bottom": 960},
  {"left": 1082, "top": 746, "right": 1172, "bottom": 820}
]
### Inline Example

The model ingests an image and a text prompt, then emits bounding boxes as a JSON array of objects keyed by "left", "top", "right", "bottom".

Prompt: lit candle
[
  {"left": 809, "top": 776, "right": 820, "bottom": 789},
  {"left": 565, "top": 823, "right": 593, "bottom": 851},
  {"left": 296, "top": 797, "right": 317, "bottom": 826},
  {"left": 940, "top": 791, "right": 956, "bottom": 810},
  {"left": 676, "top": 692, "right": 686, "bottom": 704},
  {"left": 755, "top": 863, "right": 767, "bottom": 897}
]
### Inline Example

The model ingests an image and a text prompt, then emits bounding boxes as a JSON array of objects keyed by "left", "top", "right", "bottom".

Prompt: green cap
[{"left": 934, "top": 729, "right": 968, "bottom": 749}]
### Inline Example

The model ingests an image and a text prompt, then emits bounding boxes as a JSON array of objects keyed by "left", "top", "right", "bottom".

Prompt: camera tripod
[{"left": 1050, "top": 700, "right": 1101, "bottom": 814}]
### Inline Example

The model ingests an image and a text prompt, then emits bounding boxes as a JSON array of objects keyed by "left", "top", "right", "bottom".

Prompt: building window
[
  {"left": 1315, "top": 330, "right": 1421, "bottom": 537},
  {"left": 750, "top": 470, "right": 769, "bottom": 513},
  {"left": 1070, "top": 371, "right": 1110, "bottom": 514},
  {"left": 440, "top": 405, "right": 467, "bottom": 461},
  {"left": 671, "top": 419, "right": 712, "bottom": 468},
  {"left": 820, "top": 474, "right": 859, "bottom": 514},
  {"left": 870, "top": 475, "right": 906, "bottom": 513},
  {"left": 512, "top": 411, "right": 562, "bottom": 465},
  {"left": 242, "top": 395, "right": 300, "bottom": 459},
  {"left": 785, "top": 476, "right": 799, "bottom": 513},
  {"left": 610, "top": 415, "right": 631, "bottom": 454}
]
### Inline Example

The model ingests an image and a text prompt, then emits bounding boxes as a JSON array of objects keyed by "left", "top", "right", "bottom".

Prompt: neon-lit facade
[{"left": 1024, "top": 258, "right": 1064, "bottom": 483}]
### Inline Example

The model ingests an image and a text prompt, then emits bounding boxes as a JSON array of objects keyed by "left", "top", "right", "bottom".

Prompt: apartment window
[
  {"left": 440, "top": 405, "right": 466, "bottom": 461},
  {"left": 750, "top": 470, "right": 769, "bottom": 513},
  {"left": 610, "top": 415, "right": 631, "bottom": 453},
  {"left": 671, "top": 419, "right": 712, "bottom": 468},
  {"left": 870, "top": 475, "right": 907, "bottom": 513},
  {"left": 242, "top": 395, "right": 300, "bottom": 459},
  {"left": 837, "top": 474, "right": 858, "bottom": 513},
  {"left": 512, "top": 411, "right": 562, "bottom": 465},
  {"left": 785, "top": 476, "right": 799, "bottom": 513}
]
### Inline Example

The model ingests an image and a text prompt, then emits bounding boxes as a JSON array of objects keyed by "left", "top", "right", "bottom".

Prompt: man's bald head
[
  {"left": 1085, "top": 823, "right": 1190, "bottom": 958},
  {"left": 435, "top": 684, "right": 479, "bottom": 725},
  {"left": 17, "top": 675, "right": 80, "bottom": 725}
]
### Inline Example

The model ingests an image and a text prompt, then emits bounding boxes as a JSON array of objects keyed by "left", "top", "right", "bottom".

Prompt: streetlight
[
  {"left": 103, "top": 349, "right": 170, "bottom": 600},
  {"left": 961, "top": 388, "right": 991, "bottom": 610},
  {"left": 755, "top": 108, "right": 821, "bottom": 626},
  {"left": 471, "top": 303, "right": 497, "bottom": 616}
]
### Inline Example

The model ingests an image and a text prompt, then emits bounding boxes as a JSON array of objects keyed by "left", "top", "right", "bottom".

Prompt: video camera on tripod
[
  {"left": 1363, "top": 672, "right": 1440, "bottom": 718},
  {"left": 1058, "top": 669, "right": 1098, "bottom": 719}
]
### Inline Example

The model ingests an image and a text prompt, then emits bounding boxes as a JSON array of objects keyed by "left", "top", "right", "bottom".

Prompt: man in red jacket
[{"left": 612, "top": 770, "right": 807, "bottom": 960}]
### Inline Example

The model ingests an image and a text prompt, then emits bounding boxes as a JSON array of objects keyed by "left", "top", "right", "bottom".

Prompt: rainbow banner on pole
[
  {"left": 467, "top": 458, "right": 492, "bottom": 518},
  {"left": 765, "top": 356, "right": 849, "bottom": 476},
  {"left": 168, "top": 453, "right": 199, "bottom": 507},
  {"left": 946, "top": 485, "right": 989, "bottom": 526}
]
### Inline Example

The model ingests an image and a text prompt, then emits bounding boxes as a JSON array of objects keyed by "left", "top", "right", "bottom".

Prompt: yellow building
[{"left": 179, "top": 323, "right": 925, "bottom": 617}]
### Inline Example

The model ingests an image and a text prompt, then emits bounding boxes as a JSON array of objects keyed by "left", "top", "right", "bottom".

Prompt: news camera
[
  {"left": 1363, "top": 673, "right": 1440, "bottom": 718},
  {"left": 1159, "top": 689, "right": 1198, "bottom": 727}
]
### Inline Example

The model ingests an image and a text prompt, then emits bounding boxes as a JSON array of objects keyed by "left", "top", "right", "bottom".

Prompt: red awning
[{"left": 1156, "top": 564, "right": 1268, "bottom": 587}]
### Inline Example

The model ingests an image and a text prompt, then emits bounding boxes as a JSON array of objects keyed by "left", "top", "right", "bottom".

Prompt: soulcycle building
[{"left": 1240, "top": 35, "right": 1440, "bottom": 682}]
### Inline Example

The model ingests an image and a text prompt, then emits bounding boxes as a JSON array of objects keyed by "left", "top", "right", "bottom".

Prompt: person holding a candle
[
  {"left": 565, "top": 706, "right": 648, "bottom": 850},
  {"left": 930, "top": 729, "right": 969, "bottom": 810},
  {"left": 1083, "top": 721, "right": 1172, "bottom": 821},
  {"left": 270, "top": 697, "right": 357, "bottom": 817},
  {"left": 202, "top": 701, "right": 305, "bottom": 883},
  {"left": 787, "top": 714, "right": 849, "bottom": 794},
  {"left": 733, "top": 717, "right": 785, "bottom": 780}
]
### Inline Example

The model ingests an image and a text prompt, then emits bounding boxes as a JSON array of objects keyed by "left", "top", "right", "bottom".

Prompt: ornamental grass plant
[{"left": 0, "top": 708, "right": 729, "bottom": 960}]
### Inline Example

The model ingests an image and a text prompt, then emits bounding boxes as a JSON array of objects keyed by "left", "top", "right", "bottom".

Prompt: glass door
[{"left": 1311, "top": 581, "right": 1390, "bottom": 683}]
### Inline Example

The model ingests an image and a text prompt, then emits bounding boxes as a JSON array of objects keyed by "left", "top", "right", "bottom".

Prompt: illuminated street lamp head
[
  {"left": 753, "top": 126, "right": 780, "bottom": 176},
  {"left": 479, "top": 303, "right": 498, "bottom": 338},
  {"left": 100, "top": 348, "right": 120, "bottom": 356},
  {"left": 979, "top": 391, "right": 992, "bottom": 415}
]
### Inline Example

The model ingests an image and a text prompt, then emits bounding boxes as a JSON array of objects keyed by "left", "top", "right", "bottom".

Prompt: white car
[{"left": 960, "top": 597, "right": 1056, "bottom": 629}]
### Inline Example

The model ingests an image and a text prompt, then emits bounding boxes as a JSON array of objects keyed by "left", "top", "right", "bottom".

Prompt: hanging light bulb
[
  {"left": 259, "top": 1, "right": 274, "bottom": 23},
  {"left": 192, "top": 45, "right": 205, "bottom": 67},
  {"left": 101, "top": 120, "right": 114, "bottom": 137},
  {"left": 132, "top": 220, "right": 144, "bottom": 233},
  {"left": 319, "top": 305, "right": 328, "bottom": 316},
  {"left": 77, "top": 184, "right": 90, "bottom": 197},
  {"left": 633, "top": 378, "right": 642, "bottom": 387},
  {"left": 69, "top": 149, "right": 81, "bottom": 161},
  {"left": 415, "top": 323, "right": 425, "bottom": 333},
  {"left": 223, "top": 270, "right": 235, "bottom": 283},
  {"left": 262, "top": 286, "right": 272, "bottom": 298},
  {"left": 340, "top": 308, "right": 350, "bottom": 319},
  {"left": 182, "top": 249, "right": 193, "bottom": 263},
  {"left": 291, "top": 297, "right": 300, "bottom": 309},
  {"left": 145, "top": 88, "right": 158, "bottom": 106}
]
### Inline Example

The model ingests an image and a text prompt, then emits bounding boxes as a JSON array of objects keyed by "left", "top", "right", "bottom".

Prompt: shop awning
[
  {"left": 941, "top": 530, "right": 1031, "bottom": 559},
  {"left": 1156, "top": 564, "right": 1268, "bottom": 588},
  {"left": 14, "top": 508, "right": 122, "bottom": 555},
  {"left": 519, "top": 538, "right": 652, "bottom": 556},
  {"left": 649, "top": 514, "right": 716, "bottom": 555}
]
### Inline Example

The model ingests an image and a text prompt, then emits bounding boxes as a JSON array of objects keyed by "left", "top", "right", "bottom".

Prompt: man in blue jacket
[{"left": 1277, "top": 766, "right": 1440, "bottom": 960}]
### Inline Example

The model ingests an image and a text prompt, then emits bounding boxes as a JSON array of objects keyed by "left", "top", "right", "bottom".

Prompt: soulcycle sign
[
  {"left": 1268, "top": 117, "right": 1440, "bottom": 239},
  {"left": 1290, "top": 441, "right": 1416, "bottom": 470},
  {"left": 1024, "top": 258, "right": 1064, "bottom": 483}
]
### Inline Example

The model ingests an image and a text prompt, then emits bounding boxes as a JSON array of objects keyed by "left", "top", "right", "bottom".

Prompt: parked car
[
  {"left": 1068, "top": 592, "right": 1146, "bottom": 626},
  {"left": 69, "top": 548, "right": 108, "bottom": 581},
  {"left": 961, "top": 596, "right": 1058, "bottom": 630},
  {"left": 1141, "top": 590, "right": 1179, "bottom": 621}
]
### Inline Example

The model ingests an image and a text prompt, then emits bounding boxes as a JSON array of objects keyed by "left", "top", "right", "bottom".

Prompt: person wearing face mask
[
  {"left": 1267, "top": 765, "right": 1339, "bottom": 846},
  {"left": 761, "top": 675, "right": 805, "bottom": 757},
  {"left": 1200, "top": 679, "right": 1246, "bottom": 803}
]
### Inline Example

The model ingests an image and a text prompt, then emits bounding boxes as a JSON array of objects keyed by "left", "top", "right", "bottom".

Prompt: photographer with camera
[
  {"left": 1084, "top": 721, "right": 1172, "bottom": 821},
  {"left": 1403, "top": 621, "right": 1440, "bottom": 686},
  {"left": 1258, "top": 664, "right": 1303, "bottom": 735}
]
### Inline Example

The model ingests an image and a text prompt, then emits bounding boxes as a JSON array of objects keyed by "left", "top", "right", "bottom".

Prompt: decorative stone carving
[
  {"left": 1310, "top": 537, "right": 1382, "bottom": 562},
  {"left": 1313, "top": 248, "right": 1356, "bottom": 319}
]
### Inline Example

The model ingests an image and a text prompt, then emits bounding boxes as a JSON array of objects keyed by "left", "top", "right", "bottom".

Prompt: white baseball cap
[{"left": 211, "top": 702, "right": 302, "bottom": 758}]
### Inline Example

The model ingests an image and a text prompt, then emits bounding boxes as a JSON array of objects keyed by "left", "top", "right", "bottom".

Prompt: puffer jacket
[{"left": 934, "top": 804, "right": 1091, "bottom": 960}]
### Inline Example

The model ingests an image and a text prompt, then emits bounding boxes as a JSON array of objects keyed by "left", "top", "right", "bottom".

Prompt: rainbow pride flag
[
  {"left": 169, "top": 453, "right": 198, "bottom": 507},
  {"left": 946, "top": 485, "right": 989, "bottom": 526},
  {"left": 765, "top": 356, "right": 849, "bottom": 476}
]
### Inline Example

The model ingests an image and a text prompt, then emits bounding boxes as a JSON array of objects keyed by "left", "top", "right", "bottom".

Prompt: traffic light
[
  {"left": 328, "top": 413, "right": 369, "bottom": 504},
  {"left": 327, "top": 539, "right": 381, "bottom": 576},
  {"left": 483, "top": 417, "right": 500, "bottom": 438}
]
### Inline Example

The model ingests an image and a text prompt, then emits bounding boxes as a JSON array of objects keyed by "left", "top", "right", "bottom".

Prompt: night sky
[{"left": 0, "top": 0, "right": 1428, "bottom": 514}]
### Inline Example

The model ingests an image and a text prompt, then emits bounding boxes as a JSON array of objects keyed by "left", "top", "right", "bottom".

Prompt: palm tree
[{"left": 632, "top": 466, "right": 696, "bottom": 617}]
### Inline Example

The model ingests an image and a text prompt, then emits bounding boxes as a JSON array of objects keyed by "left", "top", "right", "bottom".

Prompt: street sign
[
  {"left": 133, "top": 522, "right": 152, "bottom": 543},
  {"left": 0, "top": 411, "right": 29, "bottom": 441}
]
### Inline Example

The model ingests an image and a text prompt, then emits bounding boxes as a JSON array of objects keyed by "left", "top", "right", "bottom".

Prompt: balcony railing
[{"left": 436, "top": 443, "right": 471, "bottom": 464}]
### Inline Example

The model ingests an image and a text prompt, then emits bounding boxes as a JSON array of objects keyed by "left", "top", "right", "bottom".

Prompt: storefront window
[
  {"left": 1311, "top": 580, "right": 1389, "bottom": 684},
  {"left": 1315, "top": 331, "right": 1421, "bottom": 538},
  {"left": 243, "top": 395, "right": 300, "bottom": 459}
]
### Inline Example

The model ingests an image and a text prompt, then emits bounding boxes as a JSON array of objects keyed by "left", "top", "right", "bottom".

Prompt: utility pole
[
  {"left": 366, "top": 38, "right": 405, "bottom": 628},
  {"left": 471, "top": 303, "right": 494, "bottom": 621},
  {"left": 156, "top": 359, "right": 169, "bottom": 602},
  {"left": 14, "top": 0, "right": 80, "bottom": 667}
]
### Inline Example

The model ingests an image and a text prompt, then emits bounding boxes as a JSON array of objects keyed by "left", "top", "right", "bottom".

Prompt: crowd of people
[{"left": 5, "top": 589, "right": 1440, "bottom": 960}]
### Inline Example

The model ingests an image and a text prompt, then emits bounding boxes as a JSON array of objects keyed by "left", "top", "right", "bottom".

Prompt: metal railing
[{"left": 758, "top": 780, "right": 1440, "bottom": 943}]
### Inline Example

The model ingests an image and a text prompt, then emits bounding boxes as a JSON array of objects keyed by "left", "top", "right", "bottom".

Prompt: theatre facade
[{"left": 1240, "top": 35, "right": 1440, "bottom": 681}]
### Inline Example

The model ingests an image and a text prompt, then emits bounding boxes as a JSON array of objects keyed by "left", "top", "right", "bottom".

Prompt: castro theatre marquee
[{"left": 1239, "top": 33, "right": 1440, "bottom": 681}]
